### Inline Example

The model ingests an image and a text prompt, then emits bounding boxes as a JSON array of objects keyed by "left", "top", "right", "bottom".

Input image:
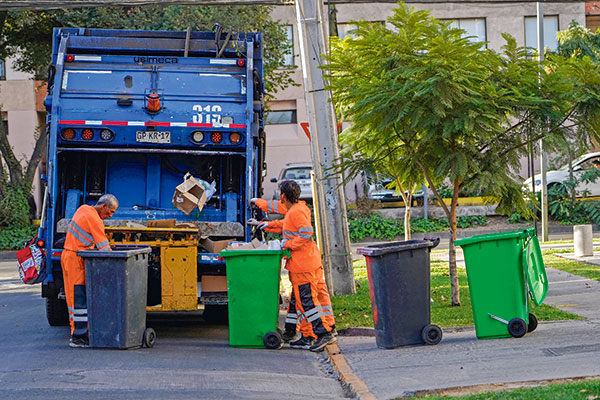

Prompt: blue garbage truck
[{"left": 40, "top": 28, "right": 266, "bottom": 325}]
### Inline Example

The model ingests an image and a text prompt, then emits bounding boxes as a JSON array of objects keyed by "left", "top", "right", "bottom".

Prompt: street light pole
[
  {"left": 295, "top": 0, "right": 355, "bottom": 295},
  {"left": 537, "top": 2, "right": 549, "bottom": 242}
]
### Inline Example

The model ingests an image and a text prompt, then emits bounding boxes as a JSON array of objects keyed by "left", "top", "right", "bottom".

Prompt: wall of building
[
  {"left": 0, "top": 57, "right": 44, "bottom": 216},
  {"left": 268, "top": 2, "right": 586, "bottom": 201}
]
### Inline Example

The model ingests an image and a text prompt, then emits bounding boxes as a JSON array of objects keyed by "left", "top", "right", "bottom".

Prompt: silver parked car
[
  {"left": 523, "top": 152, "right": 600, "bottom": 196},
  {"left": 271, "top": 163, "right": 313, "bottom": 201}
]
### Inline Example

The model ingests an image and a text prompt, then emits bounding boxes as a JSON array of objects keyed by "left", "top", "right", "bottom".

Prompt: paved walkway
[{"left": 336, "top": 241, "right": 600, "bottom": 399}]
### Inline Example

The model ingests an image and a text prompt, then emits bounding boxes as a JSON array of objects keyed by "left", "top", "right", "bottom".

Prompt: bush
[
  {"left": 0, "top": 184, "right": 31, "bottom": 228},
  {"left": 347, "top": 211, "right": 487, "bottom": 242},
  {"left": 0, "top": 226, "right": 38, "bottom": 250}
]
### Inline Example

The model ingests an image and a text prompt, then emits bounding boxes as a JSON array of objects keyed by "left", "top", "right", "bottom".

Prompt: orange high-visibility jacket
[
  {"left": 264, "top": 201, "right": 320, "bottom": 273},
  {"left": 254, "top": 198, "right": 288, "bottom": 215},
  {"left": 64, "top": 205, "right": 111, "bottom": 251}
]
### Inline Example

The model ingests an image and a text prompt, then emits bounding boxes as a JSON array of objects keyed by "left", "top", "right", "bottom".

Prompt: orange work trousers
[
  {"left": 286, "top": 268, "right": 334, "bottom": 339},
  {"left": 61, "top": 249, "right": 88, "bottom": 337}
]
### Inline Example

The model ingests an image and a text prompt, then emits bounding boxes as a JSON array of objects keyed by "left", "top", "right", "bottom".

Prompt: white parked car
[
  {"left": 271, "top": 163, "right": 313, "bottom": 201},
  {"left": 523, "top": 152, "right": 600, "bottom": 196}
]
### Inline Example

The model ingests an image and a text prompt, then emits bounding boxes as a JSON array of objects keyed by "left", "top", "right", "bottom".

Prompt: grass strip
[
  {"left": 543, "top": 253, "right": 600, "bottom": 282},
  {"left": 414, "top": 378, "right": 600, "bottom": 399},
  {"left": 332, "top": 257, "right": 581, "bottom": 330}
]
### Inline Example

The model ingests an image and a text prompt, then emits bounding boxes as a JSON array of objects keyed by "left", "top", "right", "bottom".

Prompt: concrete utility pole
[
  {"left": 537, "top": 2, "right": 549, "bottom": 242},
  {"left": 295, "top": 0, "right": 355, "bottom": 295}
]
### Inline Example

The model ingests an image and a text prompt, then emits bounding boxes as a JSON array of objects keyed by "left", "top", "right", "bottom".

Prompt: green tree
[{"left": 325, "top": 3, "right": 600, "bottom": 306}]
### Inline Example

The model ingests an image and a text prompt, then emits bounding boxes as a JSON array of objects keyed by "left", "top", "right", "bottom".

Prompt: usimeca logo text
[{"left": 133, "top": 56, "right": 179, "bottom": 64}]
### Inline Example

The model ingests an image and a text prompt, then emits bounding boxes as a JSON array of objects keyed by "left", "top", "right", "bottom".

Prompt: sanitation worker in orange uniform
[
  {"left": 250, "top": 180, "right": 336, "bottom": 352},
  {"left": 61, "top": 194, "right": 118, "bottom": 348},
  {"left": 250, "top": 196, "right": 336, "bottom": 344}
]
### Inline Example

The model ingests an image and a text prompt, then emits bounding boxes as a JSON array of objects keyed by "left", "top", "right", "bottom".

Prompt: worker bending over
[
  {"left": 250, "top": 196, "right": 336, "bottom": 344},
  {"left": 251, "top": 181, "right": 336, "bottom": 352},
  {"left": 61, "top": 194, "right": 118, "bottom": 348}
]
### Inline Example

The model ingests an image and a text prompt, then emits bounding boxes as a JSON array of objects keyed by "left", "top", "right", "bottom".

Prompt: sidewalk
[{"left": 335, "top": 238, "right": 600, "bottom": 399}]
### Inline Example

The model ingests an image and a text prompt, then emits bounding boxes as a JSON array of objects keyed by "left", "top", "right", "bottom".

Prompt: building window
[
  {"left": 266, "top": 110, "right": 297, "bottom": 125},
  {"left": 525, "top": 15, "right": 559, "bottom": 52},
  {"left": 448, "top": 18, "right": 487, "bottom": 45},
  {"left": 282, "top": 25, "right": 294, "bottom": 67},
  {"left": 0, "top": 60, "right": 5, "bottom": 81}
]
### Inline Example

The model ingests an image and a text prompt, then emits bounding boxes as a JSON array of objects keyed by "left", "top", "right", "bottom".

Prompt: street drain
[{"left": 544, "top": 343, "right": 600, "bottom": 356}]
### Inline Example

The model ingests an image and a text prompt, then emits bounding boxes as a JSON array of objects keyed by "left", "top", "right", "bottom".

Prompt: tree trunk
[{"left": 448, "top": 178, "right": 461, "bottom": 306}]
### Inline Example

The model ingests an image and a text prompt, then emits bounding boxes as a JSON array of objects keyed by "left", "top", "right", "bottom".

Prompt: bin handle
[{"left": 425, "top": 237, "right": 440, "bottom": 249}]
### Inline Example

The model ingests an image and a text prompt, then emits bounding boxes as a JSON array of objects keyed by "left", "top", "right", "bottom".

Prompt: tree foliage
[{"left": 324, "top": 3, "right": 600, "bottom": 306}]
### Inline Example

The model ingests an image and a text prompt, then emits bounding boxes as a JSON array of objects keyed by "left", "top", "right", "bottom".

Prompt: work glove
[
  {"left": 257, "top": 221, "right": 269, "bottom": 230},
  {"left": 268, "top": 239, "right": 281, "bottom": 250},
  {"left": 247, "top": 218, "right": 260, "bottom": 226},
  {"left": 250, "top": 197, "right": 258, "bottom": 205}
]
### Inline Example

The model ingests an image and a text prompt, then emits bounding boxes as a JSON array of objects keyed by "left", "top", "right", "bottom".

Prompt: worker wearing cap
[
  {"left": 61, "top": 194, "right": 118, "bottom": 348},
  {"left": 250, "top": 181, "right": 336, "bottom": 352},
  {"left": 250, "top": 197, "right": 336, "bottom": 344}
]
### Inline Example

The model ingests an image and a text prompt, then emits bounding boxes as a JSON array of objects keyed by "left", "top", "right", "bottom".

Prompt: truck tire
[{"left": 46, "top": 292, "right": 69, "bottom": 326}]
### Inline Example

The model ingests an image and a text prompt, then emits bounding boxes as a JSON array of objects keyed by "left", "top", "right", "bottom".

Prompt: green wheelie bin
[
  {"left": 220, "top": 248, "right": 290, "bottom": 349},
  {"left": 455, "top": 227, "right": 548, "bottom": 339}
]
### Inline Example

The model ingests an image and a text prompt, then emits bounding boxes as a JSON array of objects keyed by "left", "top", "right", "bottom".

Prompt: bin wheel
[
  {"left": 263, "top": 331, "right": 283, "bottom": 350},
  {"left": 143, "top": 328, "right": 156, "bottom": 348},
  {"left": 507, "top": 318, "right": 527, "bottom": 338},
  {"left": 527, "top": 313, "right": 538, "bottom": 333},
  {"left": 421, "top": 324, "right": 443, "bottom": 345}
]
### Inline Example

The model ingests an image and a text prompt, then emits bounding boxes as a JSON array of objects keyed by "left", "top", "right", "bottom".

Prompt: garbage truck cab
[{"left": 40, "top": 28, "right": 266, "bottom": 325}]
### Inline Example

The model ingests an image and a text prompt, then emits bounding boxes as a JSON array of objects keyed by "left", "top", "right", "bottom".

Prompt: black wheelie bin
[
  {"left": 78, "top": 245, "right": 155, "bottom": 349},
  {"left": 357, "top": 238, "right": 442, "bottom": 348}
]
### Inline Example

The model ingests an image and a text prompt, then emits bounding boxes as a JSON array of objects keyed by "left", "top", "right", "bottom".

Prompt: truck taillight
[
  {"left": 100, "top": 129, "right": 114, "bottom": 141},
  {"left": 211, "top": 132, "right": 222, "bottom": 143},
  {"left": 229, "top": 132, "right": 241, "bottom": 144},
  {"left": 61, "top": 128, "right": 75, "bottom": 140},
  {"left": 37, "top": 240, "right": 45, "bottom": 247},
  {"left": 65, "top": 54, "right": 74, "bottom": 62},
  {"left": 237, "top": 59, "right": 245, "bottom": 67},
  {"left": 146, "top": 93, "right": 161, "bottom": 113},
  {"left": 192, "top": 131, "right": 204, "bottom": 143},
  {"left": 82, "top": 129, "right": 94, "bottom": 140}
]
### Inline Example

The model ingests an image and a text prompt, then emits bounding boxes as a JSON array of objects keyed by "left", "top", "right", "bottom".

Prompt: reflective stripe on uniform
[
  {"left": 307, "top": 310, "right": 325, "bottom": 322},
  {"left": 72, "top": 315, "right": 88, "bottom": 322},
  {"left": 285, "top": 312, "right": 298, "bottom": 324},
  {"left": 70, "top": 220, "right": 94, "bottom": 242},
  {"left": 299, "top": 227, "right": 314, "bottom": 240},
  {"left": 96, "top": 240, "right": 109, "bottom": 249},
  {"left": 72, "top": 308, "right": 87, "bottom": 315},
  {"left": 323, "top": 305, "right": 334, "bottom": 316},
  {"left": 282, "top": 230, "right": 298, "bottom": 237},
  {"left": 67, "top": 225, "right": 93, "bottom": 246}
]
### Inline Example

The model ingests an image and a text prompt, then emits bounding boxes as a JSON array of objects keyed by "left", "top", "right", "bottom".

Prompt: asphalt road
[{"left": 0, "top": 261, "right": 348, "bottom": 400}]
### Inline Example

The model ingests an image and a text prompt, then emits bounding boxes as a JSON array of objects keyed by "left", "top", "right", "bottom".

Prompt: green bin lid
[
  {"left": 454, "top": 229, "right": 531, "bottom": 247},
  {"left": 523, "top": 234, "right": 548, "bottom": 306}
]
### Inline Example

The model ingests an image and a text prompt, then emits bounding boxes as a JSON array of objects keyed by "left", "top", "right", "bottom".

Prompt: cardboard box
[
  {"left": 172, "top": 174, "right": 207, "bottom": 215},
  {"left": 148, "top": 219, "right": 176, "bottom": 228},
  {"left": 200, "top": 237, "right": 234, "bottom": 253},
  {"left": 201, "top": 275, "right": 228, "bottom": 293}
]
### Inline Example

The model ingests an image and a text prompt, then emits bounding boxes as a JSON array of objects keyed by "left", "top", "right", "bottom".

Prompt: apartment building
[
  {"left": 0, "top": 58, "right": 46, "bottom": 215},
  {"left": 265, "top": 1, "right": 586, "bottom": 201}
]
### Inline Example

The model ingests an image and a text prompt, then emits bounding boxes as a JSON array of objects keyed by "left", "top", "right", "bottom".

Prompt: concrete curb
[
  {"left": 0, "top": 251, "right": 16, "bottom": 261},
  {"left": 324, "top": 343, "right": 376, "bottom": 400}
]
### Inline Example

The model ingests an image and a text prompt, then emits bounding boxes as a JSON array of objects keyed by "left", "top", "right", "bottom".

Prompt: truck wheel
[
  {"left": 508, "top": 318, "right": 527, "bottom": 338},
  {"left": 527, "top": 313, "right": 538, "bottom": 333},
  {"left": 46, "top": 294, "right": 69, "bottom": 326},
  {"left": 263, "top": 331, "right": 283, "bottom": 349},
  {"left": 421, "top": 324, "right": 442, "bottom": 345},
  {"left": 143, "top": 328, "right": 156, "bottom": 348}
]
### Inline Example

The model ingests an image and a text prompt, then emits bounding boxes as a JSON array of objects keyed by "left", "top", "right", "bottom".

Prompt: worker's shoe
[
  {"left": 309, "top": 332, "right": 336, "bottom": 352},
  {"left": 282, "top": 329, "right": 300, "bottom": 343},
  {"left": 289, "top": 335, "right": 314, "bottom": 350},
  {"left": 69, "top": 335, "right": 89, "bottom": 348}
]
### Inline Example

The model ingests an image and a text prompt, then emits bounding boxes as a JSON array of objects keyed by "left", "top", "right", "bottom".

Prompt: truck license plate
[{"left": 136, "top": 131, "right": 171, "bottom": 144}]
